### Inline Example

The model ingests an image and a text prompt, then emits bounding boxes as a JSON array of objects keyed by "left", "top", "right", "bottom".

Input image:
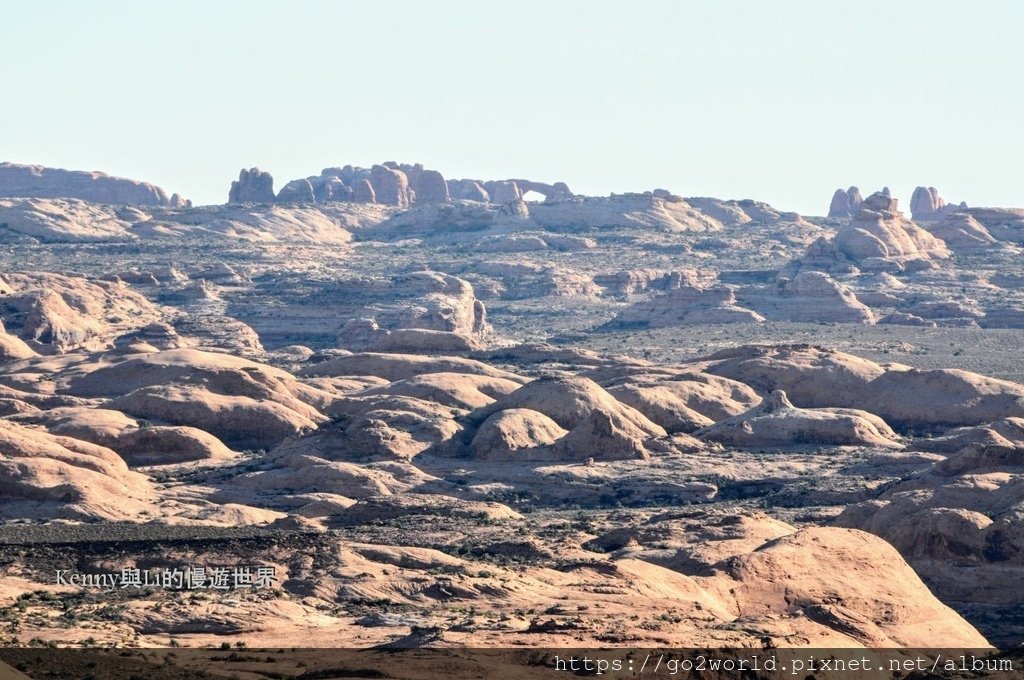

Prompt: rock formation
[
  {"left": 827, "top": 186, "right": 863, "bottom": 217},
  {"left": 923, "top": 212, "right": 998, "bottom": 251},
  {"left": 369, "top": 164, "right": 412, "bottom": 207},
  {"left": 696, "top": 389, "right": 903, "bottom": 448},
  {"left": 610, "top": 285, "right": 765, "bottom": 328},
  {"left": 745, "top": 271, "right": 875, "bottom": 323},
  {"left": 0, "top": 162, "right": 186, "bottom": 206},
  {"left": 797, "top": 191, "right": 951, "bottom": 273},
  {"left": 909, "top": 186, "right": 965, "bottom": 221},
  {"left": 228, "top": 167, "right": 275, "bottom": 203},
  {"left": 276, "top": 178, "right": 315, "bottom": 203},
  {"left": 410, "top": 169, "right": 450, "bottom": 204},
  {"left": 703, "top": 344, "right": 1024, "bottom": 428}
]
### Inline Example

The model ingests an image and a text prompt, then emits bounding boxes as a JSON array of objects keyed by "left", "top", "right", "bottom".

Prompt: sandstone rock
[
  {"left": 352, "top": 178, "right": 376, "bottom": 203},
  {"left": 0, "top": 162, "right": 181, "bottom": 206},
  {"left": 468, "top": 376, "right": 669, "bottom": 461},
  {"left": 299, "top": 352, "right": 525, "bottom": 383},
  {"left": 228, "top": 168, "right": 275, "bottom": 204},
  {"left": 696, "top": 389, "right": 902, "bottom": 449},
  {"left": 836, "top": 191, "right": 950, "bottom": 262},
  {"left": 924, "top": 212, "right": 998, "bottom": 251},
  {"left": 11, "top": 406, "right": 235, "bottom": 466},
  {"left": 704, "top": 344, "right": 1024, "bottom": 428},
  {"left": 369, "top": 165, "right": 411, "bottom": 208},
  {"left": 111, "top": 384, "right": 319, "bottom": 451},
  {"left": 0, "top": 419, "right": 155, "bottom": 521},
  {"left": 611, "top": 285, "right": 765, "bottom": 328},
  {"left": 368, "top": 328, "right": 481, "bottom": 354},
  {"left": 276, "top": 178, "right": 315, "bottom": 203},
  {"left": 411, "top": 169, "right": 450, "bottom": 205},
  {"left": 452, "top": 180, "right": 489, "bottom": 201},
  {"left": 963, "top": 207, "right": 1024, "bottom": 244},
  {"left": 716, "top": 526, "right": 988, "bottom": 647},
  {"left": 354, "top": 372, "right": 522, "bottom": 412},
  {"left": 0, "top": 198, "right": 135, "bottom": 242},
  {"left": 742, "top": 271, "right": 875, "bottom": 324},
  {"left": 0, "top": 319, "right": 37, "bottom": 362},
  {"left": 470, "top": 408, "right": 569, "bottom": 459},
  {"left": 606, "top": 384, "right": 714, "bottom": 433},
  {"left": 828, "top": 187, "right": 864, "bottom": 217},
  {"left": 483, "top": 181, "right": 522, "bottom": 204},
  {"left": 909, "top": 186, "right": 947, "bottom": 220},
  {"left": 0, "top": 272, "right": 163, "bottom": 353},
  {"left": 593, "top": 269, "right": 698, "bottom": 296}
]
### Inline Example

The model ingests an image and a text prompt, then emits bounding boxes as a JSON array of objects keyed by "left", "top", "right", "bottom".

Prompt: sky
[{"left": 1, "top": 0, "right": 1021, "bottom": 213}]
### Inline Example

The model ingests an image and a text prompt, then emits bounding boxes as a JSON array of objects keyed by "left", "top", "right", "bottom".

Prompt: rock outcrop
[
  {"left": 798, "top": 191, "right": 951, "bottom": 273},
  {"left": 696, "top": 389, "right": 903, "bottom": 449},
  {"left": 610, "top": 285, "right": 765, "bottom": 328},
  {"left": 923, "top": 212, "right": 998, "bottom": 252},
  {"left": 467, "top": 376, "right": 675, "bottom": 461},
  {"left": 909, "top": 186, "right": 965, "bottom": 221},
  {"left": 276, "top": 178, "right": 315, "bottom": 203},
  {"left": 704, "top": 344, "right": 1024, "bottom": 428},
  {"left": 745, "top": 271, "right": 875, "bottom": 324},
  {"left": 827, "top": 186, "right": 863, "bottom": 217},
  {"left": 410, "top": 169, "right": 450, "bottom": 205},
  {"left": 0, "top": 162, "right": 186, "bottom": 206},
  {"left": 228, "top": 167, "right": 275, "bottom": 204},
  {"left": 369, "top": 165, "right": 412, "bottom": 208},
  {"left": 0, "top": 272, "right": 164, "bottom": 353},
  {"left": 0, "top": 419, "right": 156, "bottom": 521}
]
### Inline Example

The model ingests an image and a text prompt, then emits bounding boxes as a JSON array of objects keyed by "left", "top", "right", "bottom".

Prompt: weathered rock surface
[
  {"left": 228, "top": 167, "right": 275, "bottom": 204},
  {"left": 0, "top": 162, "right": 185, "bottom": 206},
  {"left": 0, "top": 272, "right": 163, "bottom": 353},
  {"left": 467, "top": 376, "right": 673, "bottom": 461},
  {"left": 703, "top": 344, "right": 1024, "bottom": 428},
  {"left": 697, "top": 389, "right": 902, "bottom": 449},
  {"left": 611, "top": 285, "right": 765, "bottom": 328},
  {"left": 0, "top": 419, "right": 156, "bottom": 520},
  {"left": 827, "top": 186, "right": 863, "bottom": 217},
  {"left": 745, "top": 271, "right": 875, "bottom": 324}
]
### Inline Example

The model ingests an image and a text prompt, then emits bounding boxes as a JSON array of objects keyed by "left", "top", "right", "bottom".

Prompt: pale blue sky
[{"left": 1, "top": 1, "right": 1021, "bottom": 213}]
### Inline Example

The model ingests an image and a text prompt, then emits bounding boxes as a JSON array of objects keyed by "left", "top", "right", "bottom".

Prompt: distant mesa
[{"left": 0, "top": 162, "right": 189, "bottom": 207}]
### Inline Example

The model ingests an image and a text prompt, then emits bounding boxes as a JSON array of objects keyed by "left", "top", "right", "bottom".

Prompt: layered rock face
[
  {"left": 250, "top": 162, "right": 575, "bottom": 208},
  {"left": 228, "top": 167, "right": 275, "bottom": 203},
  {"left": 746, "top": 271, "right": 876, "bottom": 323},
  {"left": 0, "top": 162, "right": 187, "bottom": 206},
  {"left": 910, "top": 186, "right": 945, "bottom": 219}
]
